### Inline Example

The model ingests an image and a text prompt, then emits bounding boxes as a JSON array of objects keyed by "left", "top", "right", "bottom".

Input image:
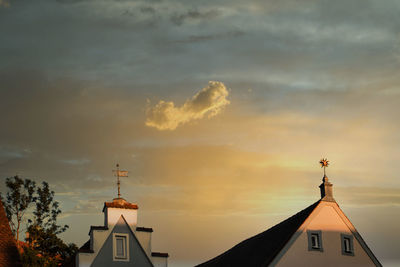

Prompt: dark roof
[
  {"left": 90, "top": 226, "right": 108, "bottom": 230},
  {"left": 197, "top": 201, "right": 320, "bottom": 267},
  {"left": 78, "top": 240, "right": 93, "bottom": 253},
  {"left": 88, "top": 225, "right": 108, "bottom": 235},
  {"left": 151, "top": 252, "right": 169, "bottom": 258},
  {"left": 0, "top": 200, "right": 22, "bottom": 267},
  {"left": 136, "top": 227, "right": 153, "bottom": 233}
]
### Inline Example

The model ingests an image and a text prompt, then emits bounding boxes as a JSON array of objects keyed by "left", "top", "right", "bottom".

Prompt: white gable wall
[
  {"left": 136, "top": 231, "right": 152, "bottom": 257},
  {"left": 78, "top": 207, "right": 136, "bottom": 267},
  {"left": 91, "top": 216, "right": 153, "bottom": 267},
  {"left": 77, "top": 215, "right": 153, "bottom": 267},
  {"left": 76, "top": 253, "right": 94, "bottom": 267},
  {"left": 152, "top": 256, "right": 168, "bottom": 267},
  {"left": 273, "top": 201, "right": 378, "bottom": 267},
  {"left": 105, "top": 207, "right": 138, "bottom": 228}
]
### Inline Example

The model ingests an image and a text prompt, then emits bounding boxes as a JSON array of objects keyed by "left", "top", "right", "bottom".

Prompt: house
[
  {"left": 76, "top": 197, "right": 168, "bottom": 266},
  {"left": 197, "top": 169, "right": 382, "bottom": 266},
  {"left": 76, "top": 165, "right": 168, "bottom": 267},
  {"left": 76, "top": 197, "right": 168, "bottom": 267},
  {"left": 0, "top": 199, "right": 22, "bottom": 267}
]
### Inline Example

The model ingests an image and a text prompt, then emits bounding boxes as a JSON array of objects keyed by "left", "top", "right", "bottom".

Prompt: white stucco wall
[
  {"left": 105, "top": 207, "right": 138, "bottom": 228},
  {"left": 136, "top": 231, "right": 152, "bottom": 257},
  {"left": 152, "top": 256, "right": 168, "bottom": 267},
  {"left": 77, "top": 253, "right": 94, "bottom": 267},
  {"left": 274, "top": 202, "right": 377, "bottom": 267},
  {"left": 77, "top": 203, "right": 168, "bottom": 267},
  {"left": 77, "top": 206, "right": 139, "bottom": 267},
  {"left": 91, "top": 229, "right": 110, "bottom": 257}
]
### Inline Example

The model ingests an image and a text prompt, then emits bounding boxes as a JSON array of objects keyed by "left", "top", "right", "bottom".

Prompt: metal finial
[{"left": 112, "top": 164, "right": 128, "bottom": 198}]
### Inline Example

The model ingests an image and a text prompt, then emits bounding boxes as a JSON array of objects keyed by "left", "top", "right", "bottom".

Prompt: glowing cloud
[{"left": 146, "top": 81, "right": 230, "bottom": 130}]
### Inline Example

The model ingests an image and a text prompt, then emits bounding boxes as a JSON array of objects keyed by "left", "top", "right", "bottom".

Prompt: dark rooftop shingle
[
  {"left": 136, "top": 227, "right": 153, "bottom": 233},
  {"left": 78, "top": 240, "right": 93, "bottom": 253},
  {"left": 152, "top": 252, "right": 169, "bottom": 258}
]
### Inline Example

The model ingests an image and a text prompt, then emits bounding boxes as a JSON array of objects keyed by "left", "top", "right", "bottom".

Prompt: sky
[{"left": 1, "top": 0, "right": 400, "bottom": 266}]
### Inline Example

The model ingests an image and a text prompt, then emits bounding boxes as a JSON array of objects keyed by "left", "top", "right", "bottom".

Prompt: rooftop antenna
[{"left": 112, "top": 164, "right": 128, "bottom": 199}]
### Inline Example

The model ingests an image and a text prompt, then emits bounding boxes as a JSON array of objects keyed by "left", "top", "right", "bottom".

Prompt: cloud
[
  {"left": 336, "top": 187, "right": 400, "bottom": 207},
  {"left": 176, "top": 30, "right": 245, "bottom": 43},
  {"left": 140, "top": 6, "right": 156, "bottom": 14},
  {"left": 0, "top": 0, "right": 9, "bottom": 8},
  {"left": 145, "top": 81, "right": 230, "bottom": 130},
  {"left": 170, "top": 9, "right": 220, "bottom": 26},
  {"left": 56, "top": 0, "right": 86, "bottom": 4}
]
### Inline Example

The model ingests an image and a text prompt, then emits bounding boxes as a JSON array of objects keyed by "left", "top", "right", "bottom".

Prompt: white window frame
[{"left": 113, "top": 233, "right": 130, "bottom": 261}]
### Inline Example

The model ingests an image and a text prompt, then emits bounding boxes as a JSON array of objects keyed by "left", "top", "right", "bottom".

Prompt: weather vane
[
  {"left": 319, "top": 158, "right": 329, "bottom": 177},
  {"left": 112, "top": 164, "right": 128, "bottom": 199}
]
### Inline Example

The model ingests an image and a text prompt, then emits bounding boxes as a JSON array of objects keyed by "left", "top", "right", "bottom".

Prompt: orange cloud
[{"left": 145, "top": 81, "right": 230, "bottom": 130}]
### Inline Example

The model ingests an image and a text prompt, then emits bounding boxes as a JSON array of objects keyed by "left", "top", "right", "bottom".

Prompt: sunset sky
[{"left": 1, "top": 0, "right": 400, "bottom": 266}]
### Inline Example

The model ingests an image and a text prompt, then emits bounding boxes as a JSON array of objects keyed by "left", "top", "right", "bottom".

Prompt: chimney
[{"left": 319, "top": 175, "right": 335, "bottom": 202}]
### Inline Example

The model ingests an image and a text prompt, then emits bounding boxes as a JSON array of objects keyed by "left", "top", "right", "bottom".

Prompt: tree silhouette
[{"left": 2, "top": 176, "right": 36, "bottom": 248}]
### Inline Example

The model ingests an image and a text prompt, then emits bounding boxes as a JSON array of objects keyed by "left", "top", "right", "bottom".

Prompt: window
[
  {"left": 341, "top": 234, "right": 354, "bottom": 256},
  {"left": 307, "top": 230, "right": 323, "bottom": 252},
  {"left": 113, "top": 233, "right": 129, "bottom": 261},
  {"left": 311, "top": 233, "right": 320, "bottom": 249}
]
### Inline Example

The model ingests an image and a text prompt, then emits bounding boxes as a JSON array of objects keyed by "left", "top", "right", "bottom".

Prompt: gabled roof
[
  {"left": 152, "top": 252, "right": 169, "bottom": 258},
  {"left": 78, "top": 240, "right": 93, "bottom": 253},
  {"left": 88, "top": 225, "right": 108, "bottom": 235},
  {"left": 0, "top": 200, "right": 22, "bottom": 267},
  {"left": 197, "top": 201, "right": 320, "bottom": 267}
]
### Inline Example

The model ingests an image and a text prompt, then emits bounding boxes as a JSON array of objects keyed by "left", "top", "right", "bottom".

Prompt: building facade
[
  {"left": 0, "top": 200, "right": 22, "bottom": 267},
  {"left": 76, "top": 197, "right": 168, "bottom": 267},
  {"left": 197, "top": 174, "right": 381, "bottom": 267}
]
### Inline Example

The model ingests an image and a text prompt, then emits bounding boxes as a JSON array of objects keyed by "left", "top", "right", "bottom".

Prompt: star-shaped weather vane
[{"left": 319, "top": 158, "right": 329, "bottom": 177}]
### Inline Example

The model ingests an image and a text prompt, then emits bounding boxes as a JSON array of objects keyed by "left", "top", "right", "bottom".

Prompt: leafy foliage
[
  {"left": 3, "top": 176, "right": 36, "bottom": 244},
  {"left": 3, "top": 176, "right": 77, "bottom": 266},
  {"left": 29, "top": 182, "right": 68, "bottom": 235}
]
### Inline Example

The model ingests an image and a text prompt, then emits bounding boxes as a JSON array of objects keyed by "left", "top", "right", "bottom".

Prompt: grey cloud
[
  {"left": 170, "top": 9, "right": 220, "bottom": 26},
  {"left": 0, "top": 68, "right": 149, "bottom": 159},
  {"left": 176, "top": 30, "right": 245, "bottom": 43},
  {"left": 2, "top": 0, "right": 399, "bottom": 88},
  {"left": 0, "top": 0, "right": 9, "bottom": 7},
  {"left": 56, "top": 0, "right": 87, "bottom": 4},
  {"left": 59, "top": 158, "right": 91, "bottom": 165},
  {"left": 140, "top": 6, "right": 156, "bottom": 14}
]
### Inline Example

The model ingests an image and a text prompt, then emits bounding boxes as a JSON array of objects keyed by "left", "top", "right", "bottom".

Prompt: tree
[
  {"left": 3, "top": 175, "right": 36, "bottom": 247},
  {"left": 25, "top": 181, "right": 76, "bottom": 266},
  {"left": 30, "top": 181, "right": 68, "bottom": 235},
  {"left": 3, "top": 176, "right": 77, "bottom": 266}
]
